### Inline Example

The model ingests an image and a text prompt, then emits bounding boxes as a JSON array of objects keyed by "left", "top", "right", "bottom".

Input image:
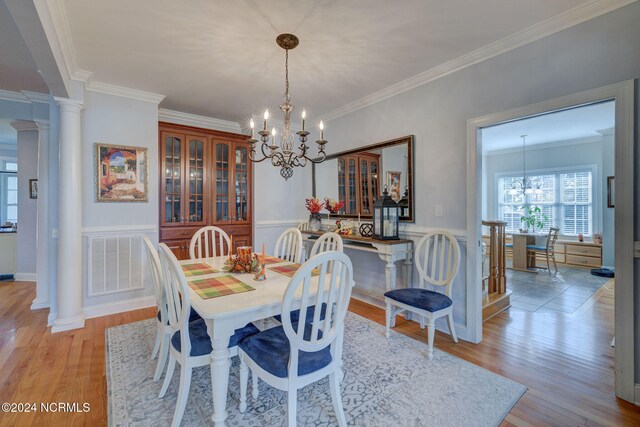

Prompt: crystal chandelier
[
  {"left": 247, "top": 33, "right": 327, "bottom": 180},
  {"left": 509, "top": 135, "right": 542, "bottom": 196}
]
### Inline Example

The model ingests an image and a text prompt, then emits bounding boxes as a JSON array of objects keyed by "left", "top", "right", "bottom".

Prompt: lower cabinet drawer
[
  {"left": 161, "top": 227, "right": 198, "bottom": 241},
  {"left": 566, "top": 254, "right": 601, "bottom": 268},
  {"left": 565, "top": 244, "right": 601, "bottom": 257}
]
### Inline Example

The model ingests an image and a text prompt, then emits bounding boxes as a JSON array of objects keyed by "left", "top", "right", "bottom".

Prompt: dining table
[
  {"left": 510, "top": 231, "right": 546, "bottom": 272},
  {"left": 179, "top": 254, "right": 338, "bottom": 427}
]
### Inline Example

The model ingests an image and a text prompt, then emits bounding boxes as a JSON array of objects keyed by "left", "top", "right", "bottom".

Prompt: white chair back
[
  {"left": 158, "top": 243, "right": 193, "bottom": 355},
  {"left": 415, "top": 230, "right": 461, "bottom": 297},
  {"left": 274, "top": 228, "right": 303, "bottom": 263},
  {"left": 281, "top": 251, "right": 354, "bottom": 376},
  {"left": 297, "top": 222, "right": 310, "bottom": 231},
  {"left": 143, "top": 236, "right": 164, "bottom": 310},
  {"left": 310, "top": 232, "right": 343, "bottom": 258},
  {"left": 189, "top": 226, "right": 231, "bottom": 259}
]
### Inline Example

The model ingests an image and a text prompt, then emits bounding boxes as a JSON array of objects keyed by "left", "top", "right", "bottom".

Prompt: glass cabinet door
[
  {"left": 164, "top": 133, "right": 182, "bottom": 224},
  {"left": 347, "top": 158, "right": 357, "bottom": 214},
  {"left": 337, "top": 158, "right": 346, "bottom": 214},
  {"left": 214, "top": 142, "right": 230, "bottom": 222},
  {"left": 360, "top": 159, "right": 371, "bottom": 214},
  {"left": 370, "top": 159, "right": 379, "bottom": 202},
  {"left": 234, "top": 145, "right": 249, "bottom": 221},
  {"left": 186, "top": 136, "right": 206, "bottom": 224}
]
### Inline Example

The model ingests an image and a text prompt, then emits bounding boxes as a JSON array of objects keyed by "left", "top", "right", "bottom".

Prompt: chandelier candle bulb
[
  {"left": 319, "top": 121, "right": 324, "bottom": 140},
  {"left": 302, "top": 109, "right": 306, "bottom": 131},
  {"left": 263, "top": 110, "right": 269, "bottom": 130},
  {"left": 250, "top": 119, "right": 255, "bottom": 138}
]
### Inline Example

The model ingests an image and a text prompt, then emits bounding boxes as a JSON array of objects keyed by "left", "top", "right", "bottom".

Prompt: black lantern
[
  {"left": 372, "top": 187, "right": 400, "bottom": 240},
  {"left": 398, "top": 187, "right": 410, "bottom": 218}
]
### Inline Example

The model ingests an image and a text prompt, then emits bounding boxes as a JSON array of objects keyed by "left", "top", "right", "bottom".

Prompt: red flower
[
  {"left": 305, "top": 197, "right": 324, "bottom": 214},
  {"left": 324, "top": 198, "right": 345, "bottom": 214}
]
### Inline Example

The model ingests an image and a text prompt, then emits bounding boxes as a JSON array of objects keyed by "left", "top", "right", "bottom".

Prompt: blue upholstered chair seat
[
  {"left": 171, "top": 318, "right": 259, "bottom": 357},
  {"left": 526, "top": 245, "right": 546, "bottom": 251},
  {"left": 505, "top": 243, "right": 513, "bottom": 248},
  {"left": 384, "top": 288, "right": 453, "bottom": 312},
  {"left": 239, "top": 322, "right": 332, "bottom": 378},
  {"left": 273, "top": 303, "right": 328, "bottom": 324},
  {"left": 158, "top": 307, "right": 201, "bottom": 324}
]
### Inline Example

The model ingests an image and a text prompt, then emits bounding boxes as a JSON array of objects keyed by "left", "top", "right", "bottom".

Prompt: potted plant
[
  {"left": 305, "top": 197, "right": 324, "bottom": 231},
  {"left": 324, "top": 198, "right": 345, "bottom": 215},
  {"left": 520, "top": 206, "right": 549, "bottom": 233}
]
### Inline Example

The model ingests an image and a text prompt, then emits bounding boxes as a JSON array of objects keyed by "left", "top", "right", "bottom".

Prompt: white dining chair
[
  {"left": 238, "top": 251, "right": 355, "bottom": 426},
  {"left": 157, "top": 243, "right": 259, "bottom": 427},
  {"left": 384, "top": 230, "right": 461, "bottom": 360},
  {"left": 189, "top": 226, "right": 231, "bottom": 260},
  {"left": 297, "top": 221, "right": 310, "bottom": 231},
  {"left": 309, "top": 232, "right": 343, "bottom": 258},
  {"left": 143, "top": 236, "right": 201, "bottom": 382},
  {"left": 274, "top": 228, "right": 303, "bottom": 263}
]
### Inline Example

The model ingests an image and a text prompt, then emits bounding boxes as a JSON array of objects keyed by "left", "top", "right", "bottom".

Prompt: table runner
[
  {"left": 188, "top": 275, "right": 255, "bottom": 299},
  {"left": 181, "top": 263, "right": 219, "bottom": 277},
  {"left": 268, "top": 263, "right": 320, "bottom": 278}
]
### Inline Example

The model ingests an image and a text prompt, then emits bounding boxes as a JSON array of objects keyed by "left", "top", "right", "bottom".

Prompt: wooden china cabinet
[
  {"left": 337, "top": 153, "right": 380, "bottom": 216},
  {"left": 159, "top": 122, "right": 253, "bottom": 260}
]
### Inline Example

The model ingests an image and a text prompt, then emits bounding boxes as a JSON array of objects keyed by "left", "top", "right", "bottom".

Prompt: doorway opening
[
  {"left": 465, "top": 81, "right": 635, "bottom": 402},
  {"left": 480, "top": 100, "right": 614, "bottom": 318}
]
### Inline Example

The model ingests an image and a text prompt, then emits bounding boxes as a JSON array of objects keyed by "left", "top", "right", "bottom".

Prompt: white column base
[
  {"left": 51, "top": 313, "right": 86, "bottom": 333},
  {"left": 30, "top": 298, "right": 50, "bottom": 310}
]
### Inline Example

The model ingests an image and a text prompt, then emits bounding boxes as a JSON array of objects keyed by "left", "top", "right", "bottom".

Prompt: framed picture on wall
[
  {"left": 386, "top": 171, "right": 401, "bottom": 202},
  {"left": 29, "top": 179, "right": 38, "bottom": 199},
  {"left": 95, "top": 143, "right": 148, "bottom": 202}
]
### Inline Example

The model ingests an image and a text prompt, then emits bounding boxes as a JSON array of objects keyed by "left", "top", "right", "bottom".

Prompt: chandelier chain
[{"left": 284, "top": 49, "right": 290, "bottom": 102}]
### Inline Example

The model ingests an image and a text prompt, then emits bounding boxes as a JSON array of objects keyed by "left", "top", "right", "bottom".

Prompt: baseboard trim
[
  {"left": 15, "top": 273, "right": 37, "bottom": 282},
  {"left": 83, "top": 296, "right": 156, "bottom": 320},
  {"left": 51, "top": 314, "right": 86, "bottom": 333},
  {"left": 30, "top": 298, "right": 50, "bottom": 310}
]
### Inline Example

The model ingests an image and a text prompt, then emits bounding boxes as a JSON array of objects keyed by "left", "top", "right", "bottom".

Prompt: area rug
[{"left": 106, "top": 313, "right": 526, "bottom": 426}]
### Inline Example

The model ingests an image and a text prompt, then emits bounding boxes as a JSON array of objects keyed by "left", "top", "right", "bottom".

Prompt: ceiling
[
  {"left": 481, "top": 101, "right": 615, "bottom": 154},
  {"left": 61, "top": 0, "right": 590, "bottom": 123},
  {"left": 0, "top": 1, "right": 49, "bottom": 94}
]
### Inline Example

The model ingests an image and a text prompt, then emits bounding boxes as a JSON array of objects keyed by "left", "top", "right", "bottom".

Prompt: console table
[{"left": 300, "top": 230, "right": 414, "bottom": 292}]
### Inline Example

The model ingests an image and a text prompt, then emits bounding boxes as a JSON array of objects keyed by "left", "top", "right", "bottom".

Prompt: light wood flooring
[{"left": 1, "top": 280, "right": 639, "bottom": 426}]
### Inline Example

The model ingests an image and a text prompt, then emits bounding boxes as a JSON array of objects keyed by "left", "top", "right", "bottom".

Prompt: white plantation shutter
[{"left": 497, "top": 169, "right": 592, "bottom": 236}]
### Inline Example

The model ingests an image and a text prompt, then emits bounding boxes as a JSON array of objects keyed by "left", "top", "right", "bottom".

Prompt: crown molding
[
  {"left": 0, "top": 89, "right": 50, "bottom": 104},
  {"left": 323, "top": 0, "right": 637, "bottom": 121},
  {"left": 484, "top": 135, "right": 603, "bottom": 156},
  {"left": 86, "top": 81, "right": 165, "bottom": 104},
  {"left": 159, "top": 109, "right": 242, "bottom": 133}
]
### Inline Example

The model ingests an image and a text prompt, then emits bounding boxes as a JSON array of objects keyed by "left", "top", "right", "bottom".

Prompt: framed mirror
[{"left": 312, "top": 135, "right": 414, "bottom": 222}]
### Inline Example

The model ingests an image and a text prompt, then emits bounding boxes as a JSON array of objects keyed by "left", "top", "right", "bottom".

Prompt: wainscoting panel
[{"left": 86, "top": 233, "right": 146, "bottom": 297}]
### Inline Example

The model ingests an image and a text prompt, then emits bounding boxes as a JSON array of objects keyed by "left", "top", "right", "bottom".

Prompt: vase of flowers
[
  {"left": 305, "top": 197, "right": 324, "bottom": 231},
  {"left": 324, "top": 197, "right": 345, "bottom": 215}
]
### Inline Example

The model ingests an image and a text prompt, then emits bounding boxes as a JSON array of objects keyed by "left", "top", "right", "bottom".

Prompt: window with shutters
[{"left": 497, "top": 169, "right": 593, "bottom": 236}]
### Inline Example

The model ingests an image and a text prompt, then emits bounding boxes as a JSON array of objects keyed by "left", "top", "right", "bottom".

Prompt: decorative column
[
  {"left": 52, "top": 98, "right": 85, "bottom": 333},
  {"left": 34, "top": 121, "right": 50, "bottom": 309}
]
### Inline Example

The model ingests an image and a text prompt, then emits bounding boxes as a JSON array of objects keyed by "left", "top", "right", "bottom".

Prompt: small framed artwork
[
  {"left": 95, "top": 143, "right": 148, "bottom": 202},
  {"left": 386, "top": 171, "right": 401, "bottom": 202},
  {"left": 29, "top": 179, "right": 38, "bottom": 199},
  {"left": 607, "top": 176, "right": 615, "bottom": 208}
]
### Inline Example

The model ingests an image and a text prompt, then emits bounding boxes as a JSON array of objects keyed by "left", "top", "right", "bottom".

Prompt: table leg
[
  {"left": 384, "top": 259, "right": 397, "bottom": 292},
  {"left": 207, "top": 321, "right": 231, "bottom": 427}
]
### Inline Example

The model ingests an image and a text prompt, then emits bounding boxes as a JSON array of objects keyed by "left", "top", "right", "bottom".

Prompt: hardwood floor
[{"left": 1, "top": 279, "right": 639, "bottom": 426}]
